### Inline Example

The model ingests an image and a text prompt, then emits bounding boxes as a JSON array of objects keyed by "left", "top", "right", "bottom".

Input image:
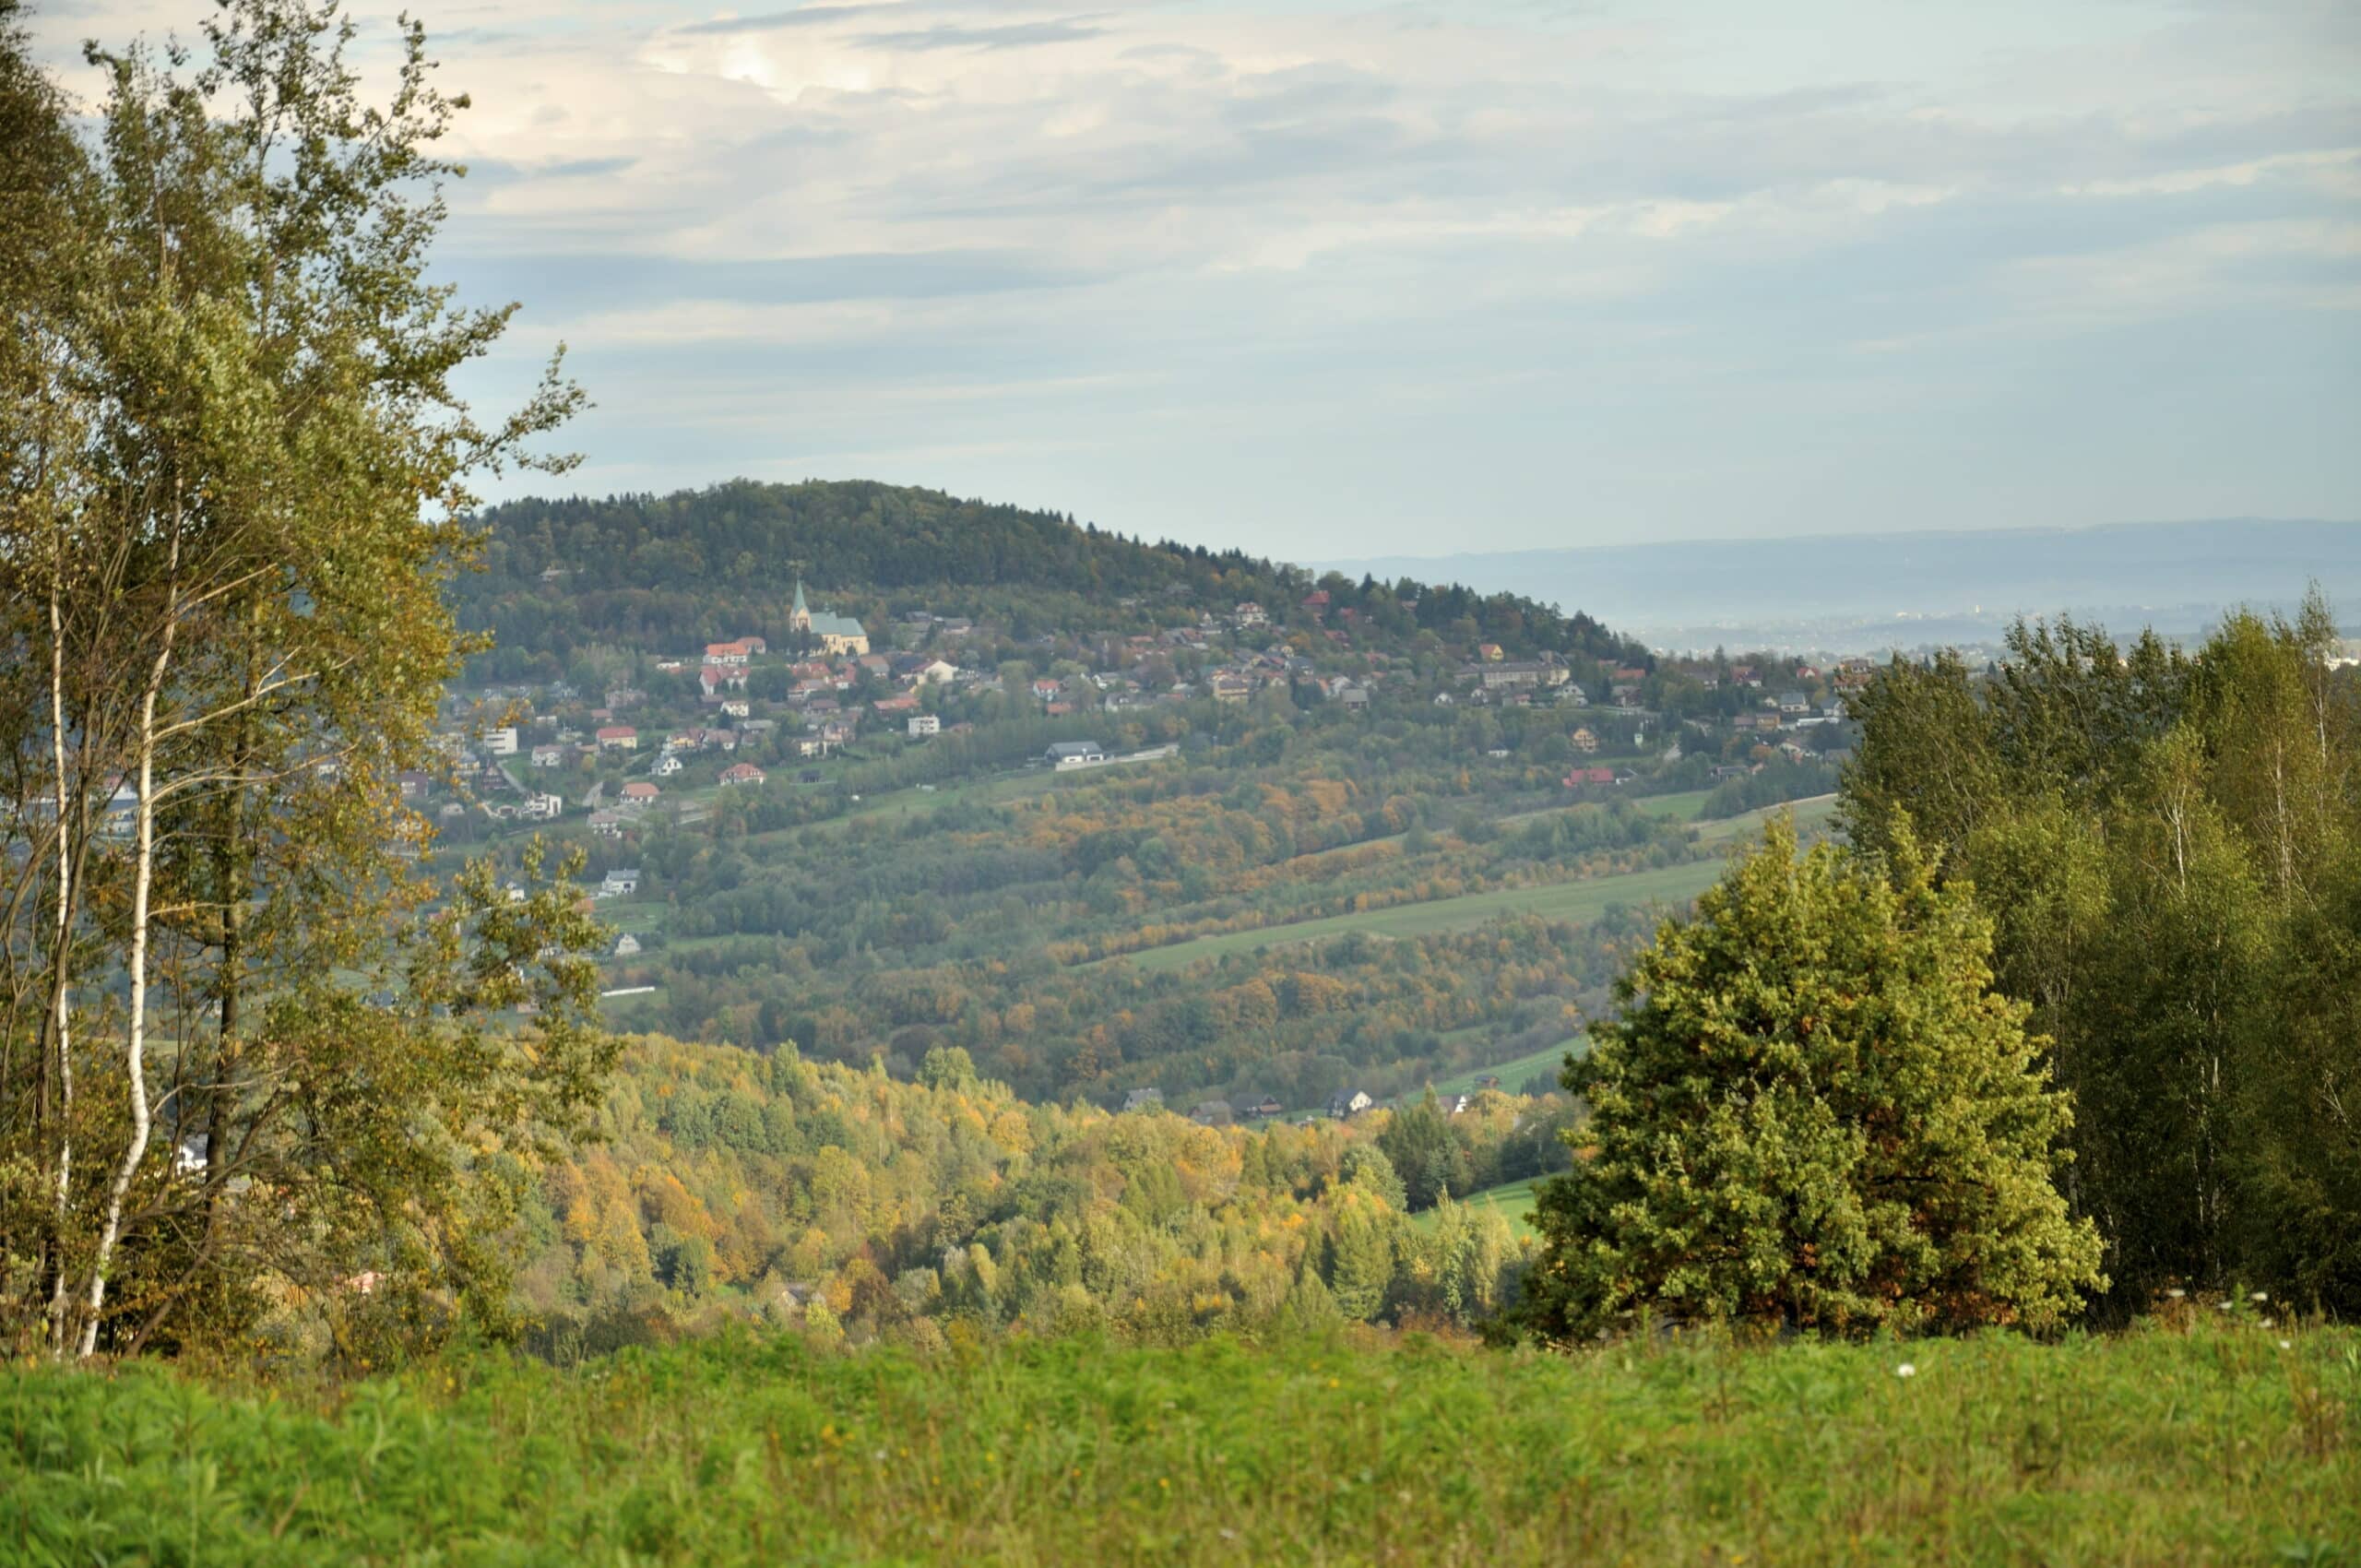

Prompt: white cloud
[{"left": 25, "top": 0, "right": 2359, "bottom": 549}]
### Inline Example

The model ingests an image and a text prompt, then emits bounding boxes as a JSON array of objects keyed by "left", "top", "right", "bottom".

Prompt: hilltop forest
[{"left": 457, "top": 480, "right": 1641, "bottom": 683}]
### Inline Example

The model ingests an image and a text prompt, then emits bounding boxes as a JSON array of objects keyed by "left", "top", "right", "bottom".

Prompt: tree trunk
[
  {"left": 42, "top": 559, "right": 76, "bottom": 1358},
  {"left": 77, "top": 487, "right": 182, "bottom": 1359}
]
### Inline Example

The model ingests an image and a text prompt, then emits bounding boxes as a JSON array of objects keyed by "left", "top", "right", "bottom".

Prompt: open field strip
[
  {"left": 1430, "top": 1039, "right": 1585, "bottom": 1098},
  {"left": 1412, "top": 1178, "right": 1547, "bottom": 1239},
  {"left": 1121, "top": 858, "right": 1730, "bottom": 973}
]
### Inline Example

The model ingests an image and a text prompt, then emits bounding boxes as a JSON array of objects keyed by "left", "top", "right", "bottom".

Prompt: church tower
[{"left": 790, "top": 578, "right": 812, "bottom": 634}]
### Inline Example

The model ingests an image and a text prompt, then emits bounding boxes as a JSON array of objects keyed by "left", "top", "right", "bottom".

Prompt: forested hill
[{"left": 457, "top": 479, "right": 1640, "bottom": 674}]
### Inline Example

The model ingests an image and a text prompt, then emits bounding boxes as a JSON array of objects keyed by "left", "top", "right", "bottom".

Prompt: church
[{"left": 790, "top": 580, "right": 870, "bottom": 656}]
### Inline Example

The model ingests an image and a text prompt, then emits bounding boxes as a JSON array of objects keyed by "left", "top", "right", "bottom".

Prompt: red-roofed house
[
  {"left": 719, "top": 763, "right": 766, "bottom": 787},
  {"left": 595, "top": 726, "right": 637, "bottom": 751}
]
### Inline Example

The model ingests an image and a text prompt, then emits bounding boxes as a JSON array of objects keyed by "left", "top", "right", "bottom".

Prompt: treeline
[
  {"left": 1840, "top": 596, "right": 2359, "bottom": 1313},
  {"left": 453, "top": 479, "right": 1643, "bottom": 670},
  {"left": 497, "top": 1037, "right": 1570, "bottom": 1360}
]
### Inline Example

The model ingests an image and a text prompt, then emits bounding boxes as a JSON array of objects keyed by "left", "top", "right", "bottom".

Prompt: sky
[{"left": 26, "top": 0, "right": 2361, "bottom": 557}]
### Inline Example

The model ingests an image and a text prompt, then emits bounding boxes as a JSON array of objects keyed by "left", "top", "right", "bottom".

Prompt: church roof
[
  {"left": 793, "top": 579, "right": 809, "bottom": 616},
  {"left": 807, "top": 611, "right": 865, "bottom": 640}
]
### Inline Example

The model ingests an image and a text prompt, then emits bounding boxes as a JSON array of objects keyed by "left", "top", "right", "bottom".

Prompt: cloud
[
  {"left": 849, "top": 18, "right": 1106, "bottom": 52},
  {"left": 19, "top": 0, "right": 2357, "bottom": 551}
]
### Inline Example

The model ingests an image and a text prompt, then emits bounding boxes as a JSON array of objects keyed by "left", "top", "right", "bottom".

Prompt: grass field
[
  {"left": 1121, "top": 795, "right": 1839, "bottom": 975},
  {"left": 1123, "top": 857, "right": 1729, "bottom": 973},
  {"left": 1412, "top": 1178, "right": 1548, "bottom": 1239},
  {"left": 1430, "top": 1040, "right": 1584, "bottom": 1098},
  {"left": 6, "top": 1322, "right": 2351, "bottom": 1565}
]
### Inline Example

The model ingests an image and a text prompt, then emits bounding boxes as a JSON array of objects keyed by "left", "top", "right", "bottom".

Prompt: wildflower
[
  {"left": 2260, "top": 1318, "right": 2274, "bottom": 1329},
  {"left": 2165, "top": 1289, "right": 2185, "bottom": 1300},
  {"left": 2279, "top": 1340, "right": 2293, "bottom": 1351},
  {"left": 1895, "top": 1363, "right": 1916, "bottom": 1379},
  {"left": 2250, "top": 1291, "right": 2268, "bottom": 1303}
]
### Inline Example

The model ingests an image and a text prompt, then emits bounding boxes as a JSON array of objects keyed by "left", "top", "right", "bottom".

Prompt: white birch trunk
[
  {"left": 77, "top": 495, "right": 182, "bottom": 1360},
  {"left": 44, "top": 559, "right": 76, "bottom": 1358}
]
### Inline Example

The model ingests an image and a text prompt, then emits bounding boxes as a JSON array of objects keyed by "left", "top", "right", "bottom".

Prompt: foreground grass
[{"left": 6, "top": 1322, "right": 2353, "bottom": 1567}]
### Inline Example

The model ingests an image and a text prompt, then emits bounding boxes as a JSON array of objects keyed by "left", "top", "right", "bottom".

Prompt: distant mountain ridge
[{"left": 1327, "top": 519, "right": 2361, "bottom": 652}]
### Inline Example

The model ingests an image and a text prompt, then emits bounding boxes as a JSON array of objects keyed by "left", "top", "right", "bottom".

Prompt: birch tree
[{"left": 1, "top": 0, "right": 610, "bottom": 1359}]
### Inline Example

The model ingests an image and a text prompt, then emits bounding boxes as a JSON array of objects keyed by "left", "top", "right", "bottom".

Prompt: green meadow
[
  {"left": 6, "top": 1320, "right": 2351, "bottom": 1566},
  {"left": 1121, "top": 858, "right": 1730, "bottom": 973},
  {"left": 1120, "top": 795, "right": 1841, "bottom": 975},
  {"left": 1413, "top": 1179, "right": 1548, "bottom": 1240}
]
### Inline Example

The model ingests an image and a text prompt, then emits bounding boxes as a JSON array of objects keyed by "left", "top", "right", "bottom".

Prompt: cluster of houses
[{"left": 425, "top": 566, "right": 1887, "bottom": 857}]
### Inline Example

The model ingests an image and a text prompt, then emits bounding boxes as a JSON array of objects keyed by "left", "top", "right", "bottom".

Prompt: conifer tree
[{"left": 1524, "top": 823, "right": 2104, "bottom": 1340}]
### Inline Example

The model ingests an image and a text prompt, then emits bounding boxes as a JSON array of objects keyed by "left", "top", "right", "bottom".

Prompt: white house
[
  {"left": 481, "top": 727, "right": 518, "bottom": 756},
  {"left": 601, "top": 868, "right": 640, "bottom": 897},
  {"left": 908, "top": 714, "right": 941, "bottom": 737}
]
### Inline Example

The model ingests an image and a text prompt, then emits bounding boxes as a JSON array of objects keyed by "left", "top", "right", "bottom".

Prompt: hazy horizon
[{"left": 29, "top": 0, "right": 2361, "bottom": 555}]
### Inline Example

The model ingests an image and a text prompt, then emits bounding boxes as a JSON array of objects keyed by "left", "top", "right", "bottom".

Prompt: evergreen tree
[{"left": 1525, "top": 824, "right": 2104, "bottom": 1341}]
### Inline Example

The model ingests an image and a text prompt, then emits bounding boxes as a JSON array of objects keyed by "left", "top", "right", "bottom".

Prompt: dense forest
[
  {"left": 488, "top": 1035, "right": 1565, "bottom": 1363},
  {"left": 454, "top": 480, "right": 1646, "bottom": 680}
]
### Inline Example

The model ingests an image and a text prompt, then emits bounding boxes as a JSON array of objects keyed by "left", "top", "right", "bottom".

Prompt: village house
[
  {"left": 719, "top": 762, "right": 766, "bottom": 787},
  {"left": 1328, "top": 1088, "right": 1375, "bottom": 1120},
  {"left": 587, "top": 810, "right": 623, "bottom": 838},
  {"left": 1571, "top": 726, "right": 1599, "bottom": 754},
  {"left": 908, "top": 713, "right": 941, "bottom": 737},
  {"left": 522, "top": 791, "right": 563, "bottom": 821},
  {"left": 611, "top": 932, "right": 641, "bottom": 958},
  {"left": 1121, "top": 1087, "right": 1164, "bottom": 1113},
  {"left": 651, "top": 753, "right": 683, "bottom": 777},
  {"left": 619, "top": 781, "right": 660, "bottom": 808},
  {"left": 600, "top": 868, "right": 640, "bottom": 897},
  {"left": 1190, "top": 1099, "right": 1234, "bottom": 1127},
  {"left": 1047, "top": 740, "right": 1107, "bottom": 768},
  {"left": 530, "top": 743, "right": 564, "bottom": 768},
  {"left": 595, "top": 725, "right": 637, "bottom": 751}
]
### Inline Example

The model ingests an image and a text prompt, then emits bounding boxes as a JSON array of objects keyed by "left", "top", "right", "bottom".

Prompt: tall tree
[
  {"left": 0, "top": 0, "right": 606, "bottom": 1359},
  {"left": 1836, "top": 592, "right": 2360, "bottom": 1313}
]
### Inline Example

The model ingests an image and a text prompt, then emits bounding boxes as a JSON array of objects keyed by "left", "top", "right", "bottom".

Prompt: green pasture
[
  {"left": 1121, "top": 857, "right": 1730, "bottom": 973},
  {"left": 1413, "top": 1178, "right": 1547, "bottom": 1240},
  {"left": 7, "top": 1320, "right": 2351, "bottom": 1566},
  {"left": 1430, "top": 1039, "right": 1584, "bottom": 1098}
]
